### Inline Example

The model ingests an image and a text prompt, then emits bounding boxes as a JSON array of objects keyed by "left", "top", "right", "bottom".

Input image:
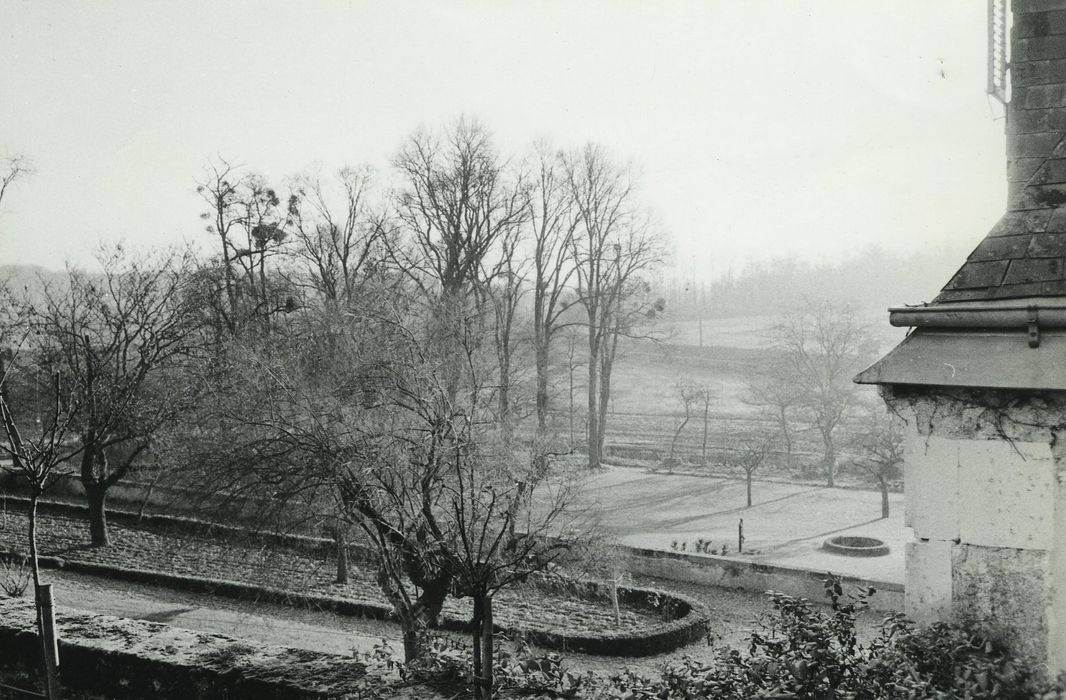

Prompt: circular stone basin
[{"left": 822, "top": 535, "right": 890, "bottom": 557}]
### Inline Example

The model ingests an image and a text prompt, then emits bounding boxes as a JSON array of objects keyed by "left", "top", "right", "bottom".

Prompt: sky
[{"left": 0, "top": 1, "right": 1006, "bottom": 281}]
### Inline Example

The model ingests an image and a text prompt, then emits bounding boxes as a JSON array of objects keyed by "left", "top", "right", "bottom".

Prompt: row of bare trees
[{"left": 0, "top": 121, "right": 663, "bottom": 698}]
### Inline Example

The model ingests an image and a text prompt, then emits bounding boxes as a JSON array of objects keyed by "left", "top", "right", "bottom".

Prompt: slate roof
[
  {"left": 937, "top": 145, "right": 1066, "bottom": 303},
  {"left": 936, "top": 3, "right": 1066, "bottom": 303}
]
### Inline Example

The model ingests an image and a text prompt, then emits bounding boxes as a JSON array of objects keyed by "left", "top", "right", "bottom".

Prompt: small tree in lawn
[
  {"left": 732, "top": 436, "right": 772, "bottom": 508},
  {"left": 667, "top": 379, "right": 707, "bottom": 469},
  {"left": 849, "top": 404, "right": 903, "bottom": 519},
  {"left": 0, "top": 343, "right": 82, "bottom": 698}
]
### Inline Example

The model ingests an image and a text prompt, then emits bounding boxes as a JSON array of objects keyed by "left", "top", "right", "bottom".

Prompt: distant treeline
[{"left": 666, "top": 243, "right": 971, "bottom": 318}]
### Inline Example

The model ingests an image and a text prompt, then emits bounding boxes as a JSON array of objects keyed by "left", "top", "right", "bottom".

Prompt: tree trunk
[
  {"left": 334, "top": 526, "right": 349, "bottom": 585},
  {"left": 669, "top": 414, "right": 690, "bottom": 464},
  {"left": 779, "top": 406, "right": 793, "bottom": 470},
  {"left": 85, "top": 483, "right": 110, "bottom": 547},
  {"left": 535, "top": 338, "right": 550, "bottom": 434},
  {"left": 471, "top": 595, "right": 483, "bottom": 700},
  {"left": 595, "top": 335, "right": 617, "bottom": 468},
  {"left": 568, "top": 357, "right": 576, "bottom": 448},
  {"left": 586, "top": 338, "right": 601, "bottom": 469},
  {"left": 28, "top": 492, "right": 42, "bottom": 591},
  {"left": 498, "top": 356, "right": 512, "bottom": 445},
  {"left": 402, "top": 629, "right": 419, "bottom": 664},
  {"left": 28, "top": 492, "right": 62, "bottom": 699},
  {"left": 481, "top": 595, "right": 494, "bottom": 700},
  {"left": 701, "top": 398, "right": 710, "bottom": 465},
  {"left": 822, "top": 430, "right": 835, "bottom": 488},
  {"left": 746, "top": 472, "right": 753, "bottom": 507},
  {"left": 880, "top": 476, "right": 890, "bottom": 519}
]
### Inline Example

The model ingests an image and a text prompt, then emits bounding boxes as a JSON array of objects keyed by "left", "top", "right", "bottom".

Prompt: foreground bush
[{"left": 403, "top": 577, "right": 1064, "bottom": 699}]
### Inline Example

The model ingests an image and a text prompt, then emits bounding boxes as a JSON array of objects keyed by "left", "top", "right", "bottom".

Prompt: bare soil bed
[{"left": 0, "top": 506, "right": 663, "bottom": 641}]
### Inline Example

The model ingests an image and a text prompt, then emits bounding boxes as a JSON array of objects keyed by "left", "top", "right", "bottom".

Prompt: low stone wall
[
  {"left": 622, "top": 546, "right": 903, "bottom": 612},
  {"left": 0, "top": 598, "right": 366, "bottom": 699}
]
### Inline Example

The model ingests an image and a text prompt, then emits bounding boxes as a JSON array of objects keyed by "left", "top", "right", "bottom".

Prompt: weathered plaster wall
[{"left": 882, "top": 386, "right": 1066, "bottom": 671}]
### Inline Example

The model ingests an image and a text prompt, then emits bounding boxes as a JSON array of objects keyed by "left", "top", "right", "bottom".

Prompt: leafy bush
[
  {"left": 577, "top": 576, "right": 1064, "bottom": 700},
  {"left": 375, "top": 577, "right": 1064, "bottom": 699}
]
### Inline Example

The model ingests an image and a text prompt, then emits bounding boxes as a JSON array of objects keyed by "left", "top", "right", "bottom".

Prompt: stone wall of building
[{"left": 882, "top": 385, "right": 1066, "bottom": 671}]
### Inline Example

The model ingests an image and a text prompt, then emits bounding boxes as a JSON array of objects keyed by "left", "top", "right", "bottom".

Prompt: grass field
[
  {"left": 576, "top": 465, "right": 906, "bottom": 583},
  {"left": 541, "top": 311, "right": 894, "bottom": 469}
]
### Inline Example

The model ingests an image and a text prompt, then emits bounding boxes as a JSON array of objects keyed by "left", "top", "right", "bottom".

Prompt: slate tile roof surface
[{"left": 936, "top": 3, "right": 1066, "bottom": 303}]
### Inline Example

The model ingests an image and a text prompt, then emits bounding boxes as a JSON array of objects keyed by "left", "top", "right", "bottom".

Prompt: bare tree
[
  {"left": 28, "top": 246, "right": 201, "bottom": 545},
  {"left": 527, "top": 142, "right": 580, "bottom": 433},
  {"left": 770, "top": 301, "right": 873, "bottom": 487},
  {"left": 667, "top": 379, "right": 706, "bottom": 467},
  {"left": 485, "top": 225, "right": 528, "bottom": 444},
  {"left": 287, "top": 165, "right": 392, "bottom": 307},
  {"left": 197, "top": 159, "right": 296, "bottom": 334},
  {"left": 567, "top": 144, "right": 665, "bottom": 469},
  {"left": 731, "top": 436, "right": 772, "bottom": 508},
  {"left": 391, "top": 118, "right": 527, "bottom": 302},
  {"left": 0, "top": 154, "right": 31, "bottom": 215},
  {"left": 849, "top": 404, "right": 903, "bottom": 518},
  {"left": 435, "top": 434, "right": 578, "bottom": 700},
  {"left": 746, "top": 358, "right": 804, "bottom": 471},
  {"left": 699, "top": 385, "right": 713, "bottom": 466},
  {"left": 391, "top": 119, "right": 529, "bottom": 405},
  {"left": 0, "top": 344, "right": 82, "bottom": 699}
]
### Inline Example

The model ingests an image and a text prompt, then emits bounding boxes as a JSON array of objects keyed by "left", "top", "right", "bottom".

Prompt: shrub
[
  {"left": 0, "top": 553, "right": 30, "bottom": 598},
  {"left": 578, "top": 576, "right": 1065, "bottom": 700}
]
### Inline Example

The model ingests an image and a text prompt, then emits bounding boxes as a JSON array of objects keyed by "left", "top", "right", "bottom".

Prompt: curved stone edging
[
  {"left": 821, "top": 536, "right": 890, "bottom": 558},
  {"left": 0, "top": 547, "right": 708, "bottom": 658}
]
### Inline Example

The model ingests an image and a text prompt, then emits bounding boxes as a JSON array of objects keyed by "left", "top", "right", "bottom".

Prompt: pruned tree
[
  {"left": 849, "top": 404, "right": 903, "bottom": 518},
  {"left": 433, "top": 430, "right": 578, "bottom": 700},
  {"left": 0, "top": 343, "right": 82, "bottom": 699},
  {"left": 27, "top": 246, "right": 202, "bottom": 546},
  {"left": 567, "top": 144, "right": 665, "bottom": 469},
  {"left": 770, "top": 301, "right": 873, "bottom": 487},
  {"left": 732, "top": 436, "right": 772, "bottom": 508}
]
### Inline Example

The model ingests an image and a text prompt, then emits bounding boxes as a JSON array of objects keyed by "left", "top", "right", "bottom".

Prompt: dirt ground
[{"left": 30, "top": 567, "right": 889, "bottom": 679}]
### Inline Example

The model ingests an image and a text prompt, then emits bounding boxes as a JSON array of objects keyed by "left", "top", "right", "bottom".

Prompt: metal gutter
[{"left": 889, "top": 303, "right": 1066, "bottom": 332}]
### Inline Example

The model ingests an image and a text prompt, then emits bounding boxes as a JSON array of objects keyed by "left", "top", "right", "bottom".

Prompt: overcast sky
[{"left": 0, "top": 1, "right": 1005, "bottom": 280}]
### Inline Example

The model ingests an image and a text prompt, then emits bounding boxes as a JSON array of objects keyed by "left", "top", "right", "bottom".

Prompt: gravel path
[{"left": 19, "top": 567, "right": 889, "bottom": 679}]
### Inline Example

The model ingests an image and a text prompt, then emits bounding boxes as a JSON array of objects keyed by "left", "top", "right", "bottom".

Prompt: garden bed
[{"left": 0, "top": 499, "right": 708, "bottom": 657}]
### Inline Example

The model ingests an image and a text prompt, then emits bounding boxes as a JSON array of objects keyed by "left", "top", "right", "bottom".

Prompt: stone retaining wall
[
  {"left": 0, "top": 598, "right": 366, "bottom": 699},
  {"left": 621, "top": 546, "right": 903, "bottom": 612}
]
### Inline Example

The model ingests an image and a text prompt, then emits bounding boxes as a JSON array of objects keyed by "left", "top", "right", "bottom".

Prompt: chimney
[{"left": 856, "top": 0, "right": 1066, "bottom": 674}]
